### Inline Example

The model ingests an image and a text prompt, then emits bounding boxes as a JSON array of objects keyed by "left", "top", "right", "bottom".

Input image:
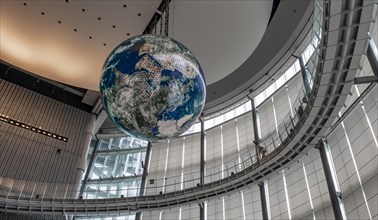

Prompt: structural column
[
  {"left": 79, "top": 139, "right": 100, "bottom": 198},
  {"left": 297, "top": 55, "right": 312, "bottom": 97},
  {"left": 135, "top": 142, "right": 152, "bottom": 220},
  {"left": 138, "top": 142, "right": 152, "bottom": 196},
  {"left": 354, "top": 38, "right": 378, "bottom": 84},
  {"left": 199, "top": 116, "right": 206, "bottom": 220},
  {"left": 74, "top": 114, "right": 96, "bottom": 196},
  {"left": 259, "top": 181, "right": 270, "bottom": 220},
  {"left": 367, "top": 38, "right": 378, "bottom": 77},
  {"left": 318, "top": 138, "right": 346, "bottom": 220},
  {"left": 250, "top": 96, "right": 270, "bottom": 219},
  {"left": 200, "top": 116, "right": 205, "bottom": 186},
  {"left": 249, "top": 97, "right": 261, "bottom": 161}
]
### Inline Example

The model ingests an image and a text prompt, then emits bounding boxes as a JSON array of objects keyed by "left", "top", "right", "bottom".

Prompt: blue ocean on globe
[{"left": 100, "top": 34, "right": 206, "bottom": 142}]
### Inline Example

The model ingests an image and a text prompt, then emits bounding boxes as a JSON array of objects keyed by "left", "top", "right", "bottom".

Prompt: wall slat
[{"left": 0, "top": 79, "right": 90, "bottom": 184}]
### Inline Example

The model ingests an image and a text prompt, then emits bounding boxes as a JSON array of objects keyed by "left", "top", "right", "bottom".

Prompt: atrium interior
[{"left": 0, "top": 0, "right": 377, "bottom": 219}]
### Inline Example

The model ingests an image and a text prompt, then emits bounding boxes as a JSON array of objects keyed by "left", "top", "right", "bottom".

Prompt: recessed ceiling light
[
  {"left": 138, "top": 13, "right": 141, "bottom": 16},
  {"left": 82, "top": 8, "right": 85, "bottom": 12},
  {"left": 123, "top": 4, "right": 126, "bottom": 8},
  {"left": 23, "top": 2, "right": 27, "bottom": 6},
  {"left": 41, "top": 12, "right": 45, "bottom": 15}
]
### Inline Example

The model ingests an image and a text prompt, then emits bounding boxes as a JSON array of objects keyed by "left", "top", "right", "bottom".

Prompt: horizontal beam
[
  {"left": 87, "top": 175, "right": 143, "bottom": 184},
  {"left": 96, "top": 133, "right": 130, "bottom": 139},
  {"left": 96, "top": 147, "right": 147, "bottom": 156},
  {"left": 354, "top": 76, "right": 378, "bottom": 84}
]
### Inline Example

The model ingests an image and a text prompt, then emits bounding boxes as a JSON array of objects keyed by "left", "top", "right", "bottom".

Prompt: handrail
[{"left": 0, "top": 0, "right": 376, "bottom": 216}]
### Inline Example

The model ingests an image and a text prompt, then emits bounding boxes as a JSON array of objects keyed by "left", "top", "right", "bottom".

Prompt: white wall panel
[
  {"left": 273, "top": 86, "right": 292, "bottom": 129},
  {"left": 224, "top": 192, "right": 244, "bottom": 220},
  {"left": 146, "top": 141, "right": 168, "bottom": 195},
  {"left": 165, "top": 137, "right": 183, "bottom": 192},
  {"left": 268, "top": 174, "right": 289, "bottom": 219},
  {"left": 140, "top": 210, "right": 161, "bottom": 220},
  {"left": 205, "top": 126, "right": 222, "bottom": 182},
  {"left": 243, "top": 186, "right": 262, "bottom": 219},
  {"left": 363, "top": 87, "right": 378, "bottom": 139},
  {"left": 284, "top": 162, "right": 312, "bottom": 219},
  {"left": 222, "top": 120, "right": 239, "bottom": 172},
  {"left": 181, "top": 204, "right": 199, "bottom": 220},
  {"left": 207, "top": 197, "right": 224, "bottom": 220},
  {"left": 161, "top": 207, "right": 180, "bottom": 220},
  {"left": 236, "top": 113, "right": 255, "bottom": 157},
  {"left": 258, "top": 98, "right": 276, "bottom": 142},
  {"left": 184, "top": 133, "right": 201, "bottom": 187}
]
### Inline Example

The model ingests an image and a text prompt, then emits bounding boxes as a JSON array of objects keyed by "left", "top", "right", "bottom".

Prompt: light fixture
[{"left": 0, "top": 114, "right": 68, "bottom": 142}]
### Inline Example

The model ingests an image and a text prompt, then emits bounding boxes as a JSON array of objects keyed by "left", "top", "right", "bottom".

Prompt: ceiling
[{"left": 0, "top": 0, "right": 272, "bottom": 91}]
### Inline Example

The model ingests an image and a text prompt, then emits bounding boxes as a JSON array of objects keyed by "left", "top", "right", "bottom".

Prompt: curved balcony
[{"left": 0, "top": 0, "right": 376, "bottom": 216}]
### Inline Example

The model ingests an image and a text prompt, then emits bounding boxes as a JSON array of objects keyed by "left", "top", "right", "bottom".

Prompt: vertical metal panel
[
  {"left": 0, "top": 212, "right": 66, "bottom": 220},
  {"left": 60, "top": 105, "right": 77, "bottom": 183},
  {"left": 318, "top": 139, "right": 346, "bottom": 220},
  {"left": 0, "top": 79, "right": 90, "bottom": 185}
]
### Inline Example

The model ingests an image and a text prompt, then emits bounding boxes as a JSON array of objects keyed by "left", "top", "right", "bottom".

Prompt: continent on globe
[{"left": 100, "top": 34, "right": 206, "bottom": 142}]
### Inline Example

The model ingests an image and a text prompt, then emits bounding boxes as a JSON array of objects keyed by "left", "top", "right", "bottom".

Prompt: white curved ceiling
[
  {"left": 171, "top": 0, "right": 272, "bottom": 85},
  {"left": 0, "top": 0, "right": 272, "bottom": 90}
]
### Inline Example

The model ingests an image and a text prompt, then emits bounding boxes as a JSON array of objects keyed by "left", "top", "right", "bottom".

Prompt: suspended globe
[{"left": 100, "top": 34, "right": 206, "bottom": 142}]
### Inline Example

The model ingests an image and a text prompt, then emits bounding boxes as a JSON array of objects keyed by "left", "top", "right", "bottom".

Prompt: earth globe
[{"left": 100, "top": 34, "right": 206, "bottom": 142}]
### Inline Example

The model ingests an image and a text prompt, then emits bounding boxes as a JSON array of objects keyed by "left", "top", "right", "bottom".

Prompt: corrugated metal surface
[
  {"left": 0, "top": 212, "right": 66, "bottom": 220},
  {"left": 0, "top": 79, "right": 90, "bottom": 184}
]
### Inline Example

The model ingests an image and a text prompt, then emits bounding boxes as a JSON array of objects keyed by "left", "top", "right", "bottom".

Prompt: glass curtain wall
[{"left": 82, "top": 136, "right": 148, "bottom": 199}]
